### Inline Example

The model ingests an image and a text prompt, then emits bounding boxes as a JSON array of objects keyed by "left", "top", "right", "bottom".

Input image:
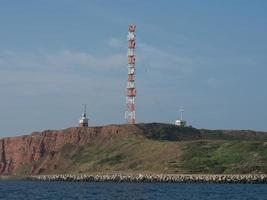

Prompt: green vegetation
[
  {"left": 138, "top": 123, "right": 201, "bottom": 141},
  {"left": 61, "top": 134, "right": 181, "bottom": 173},
  {"left": 176, "top": 140, "right": 267, "bottom": 174},
  {"left": 200, "top": 129, "right": 267, "bottom": 141},
  {"left": 14, "top": 123, "right": 267, "bottom": 175}
]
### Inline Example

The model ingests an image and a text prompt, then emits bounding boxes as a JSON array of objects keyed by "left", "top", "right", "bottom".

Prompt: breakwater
[{"left": 28, "top": 174, "right": 267, "bottom": 184}]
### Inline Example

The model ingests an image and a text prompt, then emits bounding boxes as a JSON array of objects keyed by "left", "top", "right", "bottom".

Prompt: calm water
[{"left": 0, "top": 181, "right": 266, "bottom": 200}]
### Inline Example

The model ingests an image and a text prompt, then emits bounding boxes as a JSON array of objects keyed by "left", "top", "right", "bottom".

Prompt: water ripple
[{"left": 0, "top": 181, "right": 266, "bottom": 200}]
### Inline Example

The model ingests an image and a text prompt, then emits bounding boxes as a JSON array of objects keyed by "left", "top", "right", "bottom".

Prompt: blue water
[{"left": 0, "top": 181, "right": 266, "bottom": 200}]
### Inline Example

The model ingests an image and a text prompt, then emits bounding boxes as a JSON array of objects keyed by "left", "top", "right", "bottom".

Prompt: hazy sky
[{"left": 0, "top": 0, "right": 267, "bottom": 136}]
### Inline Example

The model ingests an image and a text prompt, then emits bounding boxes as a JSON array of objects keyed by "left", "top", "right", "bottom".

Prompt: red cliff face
[{"left": 0, "top": 125, "right": 140, "bottom": 175}]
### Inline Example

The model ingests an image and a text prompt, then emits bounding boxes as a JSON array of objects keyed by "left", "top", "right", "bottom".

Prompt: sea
[{"left": 0, "top": 181, "right": 266, "bottom": 200}]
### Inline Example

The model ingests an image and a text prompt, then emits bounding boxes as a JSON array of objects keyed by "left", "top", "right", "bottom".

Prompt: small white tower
[
  {"left": 79, "top": 104, "right": 88, "bottom": 127},
  {"left": 175, "top": 107, "right": 187, "bottom": 127}
]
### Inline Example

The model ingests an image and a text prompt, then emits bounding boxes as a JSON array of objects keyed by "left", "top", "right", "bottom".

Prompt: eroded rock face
[
  {"left": 0, "top": 125, "right": 138, "bottom": 175},
  {"left": 0, "top": 123, "right": 205, "bottom": 175}
]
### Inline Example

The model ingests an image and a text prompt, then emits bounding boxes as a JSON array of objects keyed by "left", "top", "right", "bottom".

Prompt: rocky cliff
[
  {"left": 0, "top": 125, "right": 142, "bottom": 175},
  {"left": 0, "top": 123, "right": 266, "bottom": 176}
]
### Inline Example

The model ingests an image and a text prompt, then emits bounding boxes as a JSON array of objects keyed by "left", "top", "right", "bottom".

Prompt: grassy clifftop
[{"left": 13, "top": 123, "right": 267, "bottom": 175}]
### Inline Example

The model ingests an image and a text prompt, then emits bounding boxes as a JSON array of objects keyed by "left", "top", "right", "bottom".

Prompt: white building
[
  {"left": 175, "top": 119, "right": 186, "bottom": 127},
  {"left": 175, "top": 107, "right": 187, "bottom": 127},
  {"left": 79, "top": 104, "right": 88, "bottom": 127}
]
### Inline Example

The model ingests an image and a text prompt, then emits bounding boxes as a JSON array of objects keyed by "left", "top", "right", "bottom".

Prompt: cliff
[
  {"left": 0, "top": 123, "right": 266, "bottom": 176},
  {"left": 0, "top": 124, "right": 141, "bottom": 175}
]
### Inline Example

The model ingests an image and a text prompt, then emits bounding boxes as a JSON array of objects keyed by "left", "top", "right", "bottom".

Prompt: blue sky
[{"left": 0, "top": 0, "right": 267, "bottom": 136}]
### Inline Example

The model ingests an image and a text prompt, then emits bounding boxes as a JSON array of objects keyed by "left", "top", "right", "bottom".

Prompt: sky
[{"left": 0, "top": 0, "right": 267, "bottom": 136}]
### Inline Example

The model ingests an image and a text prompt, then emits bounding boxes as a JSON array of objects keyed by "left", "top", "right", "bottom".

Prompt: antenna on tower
[{"left": 82, "top": 104, "right": 87, "bottom": 117}]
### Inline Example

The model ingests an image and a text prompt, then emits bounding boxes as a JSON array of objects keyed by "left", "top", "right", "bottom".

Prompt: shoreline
[{"left": 26, "top": 173, "right": 267, "bottom": 184}]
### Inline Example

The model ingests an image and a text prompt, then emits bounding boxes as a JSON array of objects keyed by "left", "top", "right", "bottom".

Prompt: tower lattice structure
[{"left": 125, "top": 24, "right": 136, "bottom": 124}]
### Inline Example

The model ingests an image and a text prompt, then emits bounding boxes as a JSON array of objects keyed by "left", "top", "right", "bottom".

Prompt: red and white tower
[{"left": 125, "top": 24, "right": 136, "bottom": 124}]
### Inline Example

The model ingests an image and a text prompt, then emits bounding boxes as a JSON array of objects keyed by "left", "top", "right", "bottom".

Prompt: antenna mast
[
  {"left": 82, "top": 104, "right": 87, "bottom": 117},
  {"left": 179, "top": 107, "right": 184, "bottom": 121},
  {"left": 125, "top": 24, "right": 136, "bottom": 124},
  {"left": 175, "top": 107, "right": 187, "bottom": 127}
]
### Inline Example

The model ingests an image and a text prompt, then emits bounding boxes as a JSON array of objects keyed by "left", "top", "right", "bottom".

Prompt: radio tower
[{"left": 125, "top": 24, "right": 136, "bottom": 124}]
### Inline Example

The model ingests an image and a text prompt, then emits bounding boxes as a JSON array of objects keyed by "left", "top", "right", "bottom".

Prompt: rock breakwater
[{"left": 28, "top": 174, "right": 267, "bottom": 184}]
